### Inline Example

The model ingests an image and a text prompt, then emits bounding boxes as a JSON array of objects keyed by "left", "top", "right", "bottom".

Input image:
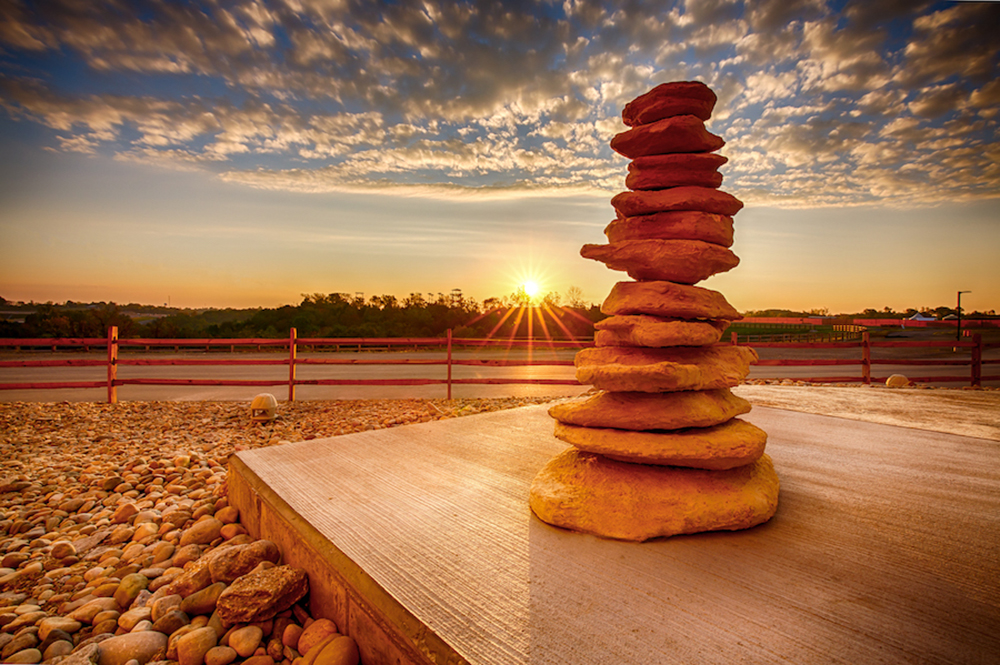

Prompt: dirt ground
[{"left": 733, "top": 384, "right": 1000, "bottom": 441}]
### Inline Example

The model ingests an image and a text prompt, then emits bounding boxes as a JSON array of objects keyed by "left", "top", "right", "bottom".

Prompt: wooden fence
[
  {"left": 0, "top": 327, "right": 588, "bottom": 403},
  {"left": 730, "top": 331, "right": 998, "bottom": 386},
  {"left": 1, "top": 329, "right": 996, "bottom": 402}
]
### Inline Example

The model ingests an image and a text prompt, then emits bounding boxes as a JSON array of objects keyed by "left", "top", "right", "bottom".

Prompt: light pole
[{"left": 957, "top": 290, "right": 971, "bottom": 341}]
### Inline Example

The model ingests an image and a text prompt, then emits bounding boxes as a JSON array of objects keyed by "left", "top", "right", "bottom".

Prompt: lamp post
[{"left": 957, "top": 290, "right": 971, "bottom": 341}]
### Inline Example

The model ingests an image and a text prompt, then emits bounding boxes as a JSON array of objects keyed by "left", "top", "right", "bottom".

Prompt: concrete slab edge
[{"left": 227, "top": 453, "right": 470, "bottom": 665}]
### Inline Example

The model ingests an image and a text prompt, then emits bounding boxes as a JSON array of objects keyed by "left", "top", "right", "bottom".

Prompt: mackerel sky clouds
[{"left": 1, "top": 0, "right": 998, "bottom": 311}]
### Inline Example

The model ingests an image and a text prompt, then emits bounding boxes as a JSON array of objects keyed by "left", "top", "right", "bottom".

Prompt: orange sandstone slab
[
  {"left": 602, "top": 280, "right": 740, "bottom": 320},
  {"left": 610, "top": 115, "right": 725, "bottom": 158},
  {"left": 575, "top": 345, "right": 758, "bottom": 393},
  {"left": 529, "top": 449, "right": 779, "bottom": 541},
  {"left": 604, "top": 211, "right": 734, "bottom": 247},
  {"left": 548, "top": 388, "right": 752, "bottom": 431},
  {"left": 622, "top": 81, "right": 718, "bottom": 126},
  {"left": 611, "top": 186, "right": 744, "bottom": 217},
  {"left": 594, "top": 314, "right": 727, "bottom": 347},
  {"left": 626, "top": 153, "right": 728, "bottom": 191},
  {"left": 626, "top": 166, "right": 723, "bottom": 190},
  {"left": 581, "top": 239, "right": 739, "bottom": 283},
  {"left": 553, "top": 418, "right": 767, "bottom": 470}
]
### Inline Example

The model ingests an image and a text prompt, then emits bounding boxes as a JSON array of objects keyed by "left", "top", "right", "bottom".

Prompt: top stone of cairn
[{"left": 622, "top": 80, "right": 717, "bottom": 126}]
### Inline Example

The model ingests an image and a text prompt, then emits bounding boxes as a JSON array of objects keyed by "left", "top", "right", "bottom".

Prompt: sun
[{"left": 522, "top": 280, "right": 541, "bottom": 299}]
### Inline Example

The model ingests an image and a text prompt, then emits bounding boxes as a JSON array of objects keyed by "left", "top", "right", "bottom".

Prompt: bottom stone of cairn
[{"left": 529, "top": 449, "right": 780, "bottom": 542}]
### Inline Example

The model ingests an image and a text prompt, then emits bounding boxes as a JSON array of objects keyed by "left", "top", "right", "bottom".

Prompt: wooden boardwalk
[{"left": 229, "top": 404, "right": 1000, "bottom": 665}]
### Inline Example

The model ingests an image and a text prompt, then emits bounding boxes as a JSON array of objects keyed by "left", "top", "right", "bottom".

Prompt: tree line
[{"left": 0, "top": 291, "right": 603, "bottom": 340}]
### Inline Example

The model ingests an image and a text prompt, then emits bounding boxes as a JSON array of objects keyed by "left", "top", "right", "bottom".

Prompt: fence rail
[
  {"left": 730, "top": 331, "right": 997, "bottom": 386},
  {"left": 1, "top": 329, "right": 995, "bottom": 402}
]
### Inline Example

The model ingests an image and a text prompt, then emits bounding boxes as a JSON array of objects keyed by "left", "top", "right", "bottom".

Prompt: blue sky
[{"left": 0, "top": 0, "right": 998, "bottom": 312}]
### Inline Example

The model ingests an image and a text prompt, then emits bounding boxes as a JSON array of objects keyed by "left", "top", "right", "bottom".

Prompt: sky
[{"left": 0, "top": 0, "right": 998, "bottom": 314}]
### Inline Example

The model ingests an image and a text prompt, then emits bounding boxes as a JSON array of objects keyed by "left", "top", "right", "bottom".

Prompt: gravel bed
[{"left": 0, "top": 396, "right": 558, "bottom": 665}]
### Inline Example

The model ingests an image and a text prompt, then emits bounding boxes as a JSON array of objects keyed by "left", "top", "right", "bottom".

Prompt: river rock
[
  {"left": 112, "top": 504, "right": 139, "bottom": 525},
  {"left": 117, "top": 607, "right": 151, "bottom": 632},
  {"left": 549, "top": 388, "right": 752, "bottom": 431},
  {"left": 601, "top": 280, "right": 740, "bottom": 321},
  {"left": 312, "top": 635, "right": 360, "bottom": 665},
  {"left": 50, "top": 541, "right": 77, "bottom": 560},
  {"left": 611, "top": 186, "right": 744, "bottom": 217},
  {"left": 6, "top": 647, "right": 42, "bottom": 664},
  {"left": 229, "top": 625, "right": 263, "bottom": 657},
  {"left": 594, "top": 315, "right": 726, "bottom": 347},
  {"left": 179, "top": 518, "right": 223, "bottom": 548},
  {"left": 581, "top": 239, "right": 740, "bottom": 283},
  {"left": 59, "top": 642, "right": 101, "bottom": 665},
  {"left": 95, "top": 630, "right": 168, "bottom": 665},
  {"left": 179, "top": 582, "right": 226, "bottom": 616},
  {"left": 150, "top": 609, "right": 189, "bottom": 636},
  {"left": 150, "top": 595, "right": 182, "bottom": 623},
  {"left": 529, "top": 449, "right": 779, "bottom": 541},
  {"left": 44, "top": 639, "right": 75, "bottom": 660},
  {"left": 209, "top": 540, "right": 280, "bottom": 584},
  {"left": 68, "top": 597, "right": 119, "bottom": 623},
  {"left": 175, "top": 626, "right": 217, "bottom": 665},
  {"left": 610, "top": 115, "right": 724, "bottom": 157},
  {"left": 163, "top": 555, "right": 214, "bottom": 598},
  {"left": 575, "top": 345, "right": 758, "bottom": 393},
  {"left": 605, "top": 210, "right": 735, "bottom": 247},
  {"left": 216, "top": 566, "right": 308, "bottom": 624},
  {"left": 554, "top": 418, "right": 767, "bottom": 469},
  {"left": 205, "top": 645, "right": 237, "bottom": 665},
  {"left": 296, "top": 618, "right": 339, "bottom": 656},
  {"left": 114, "top": 573, "right": 148, "bottom": 609},
  {"left": 1, "top": 632, "right": 37, "bottom": 659},
  {"left": 622, "top": 81, "right": 717, "bottom": 125}
]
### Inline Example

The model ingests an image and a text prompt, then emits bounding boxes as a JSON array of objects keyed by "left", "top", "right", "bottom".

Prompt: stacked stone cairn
[{"left": 529, "top": 81, "right": 780, "bottom": 542}]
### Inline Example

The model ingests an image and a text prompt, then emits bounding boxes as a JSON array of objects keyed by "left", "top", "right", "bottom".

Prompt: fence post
[
  {"left": 972, "top": 333, "right": 982, "bottom": 387},
  {"left": 446, "top": 328, "right": 453, "bottom": 400},
  {"left": 861, "top": 331, "right": 871, "bottom": 385},
  {"left": 107, "top": 326, "right": 118, "bottom": 404},
  {"left": 288, "top": 328, "right": 297, "bottom": 402},
  {"left": 730, "top": 331, "right": 738, "bottom": 345}
]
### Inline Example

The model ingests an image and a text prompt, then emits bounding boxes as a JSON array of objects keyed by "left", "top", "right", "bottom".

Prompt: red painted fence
[
  {"left": 730, "top": 331, "right": 998, "bottom": 386},
  {"left": 1, "top": 329, "right": 996, "bottom": 402},
  {"left": 0, "top": 328, "right": 589, "bottom": 403}
]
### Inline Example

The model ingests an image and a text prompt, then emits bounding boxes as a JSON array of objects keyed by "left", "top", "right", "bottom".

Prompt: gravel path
[{"left": 0, "top": 396, "right": 557, "bottom": 665}]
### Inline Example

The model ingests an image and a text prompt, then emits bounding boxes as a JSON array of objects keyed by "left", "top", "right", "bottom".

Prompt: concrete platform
[{"left": 228, "top": 404, "right": 1000, "bottom": 665}]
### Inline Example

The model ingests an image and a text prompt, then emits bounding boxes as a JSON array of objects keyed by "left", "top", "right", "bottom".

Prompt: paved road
[{"left": 1, "top": 347, "right": 995, "bottom": 402}]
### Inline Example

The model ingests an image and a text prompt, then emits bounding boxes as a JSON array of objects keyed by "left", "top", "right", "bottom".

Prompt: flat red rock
[
  {"left": 626, "top": 152, "right": 728, "bottom": 190},
  {"left": 529, "top": 450, "right": 779, "bottom": 541},
  {"left": 610, "top": 115, "right": 725, "bottom": 158},
  {"left": 548, "top": 388, "right": 752, "bottom": 431},
  {"left": 612, "top": 186, "right": 744, "bottom": 217},
  {"left": 622, "top": 81, "right": 717, "bottom": 126},
  {"left": 601, "top": 280, "right": 740, "bottom": 320},
  {"left": 553, "top": 418, "right": 768, "bottom": 470},
  {"left": 581, "top": 239, "right": 739, "bottom": 284},
  {"left": 604, "top": 211, "right": 734, "bottom": 247},
  {"left": 594, "top": 314, "right": 727, "bottom": 347},
  {"left": 575, "top": 345, "right": 759, "bottom": 393}
]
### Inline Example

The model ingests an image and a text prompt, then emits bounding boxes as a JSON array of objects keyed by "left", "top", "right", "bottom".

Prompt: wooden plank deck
[{"left": 228, "top": 404, "right": 1000, "bottom": 665}]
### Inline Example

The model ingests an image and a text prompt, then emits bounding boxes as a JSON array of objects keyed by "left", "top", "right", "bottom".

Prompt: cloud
[{"left": 0, "top": 0, "right": 997, "bottom": 209}]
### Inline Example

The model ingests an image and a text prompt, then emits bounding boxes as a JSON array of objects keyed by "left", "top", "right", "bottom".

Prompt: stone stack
[{"left": 529, "top": 81, "right": 779, "bottom": 542}]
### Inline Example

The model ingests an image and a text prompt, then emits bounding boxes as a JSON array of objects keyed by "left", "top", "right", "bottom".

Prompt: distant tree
[{"left": 565, "top": 286, "right": 586, "bottom": 308}]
